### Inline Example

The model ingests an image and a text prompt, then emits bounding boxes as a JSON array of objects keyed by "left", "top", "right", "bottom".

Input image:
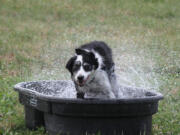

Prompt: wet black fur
[
  {"left": 75, "top": 48, "right": 99, "bottom": 70},
  {"left": 79, "top": 41, "right": 114, "bottom": 71},
  {"left": 66, "top": 56, "right": 77, "bottom": 75}
]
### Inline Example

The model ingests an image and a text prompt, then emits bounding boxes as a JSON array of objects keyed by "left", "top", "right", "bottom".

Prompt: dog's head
[{"left": 66, "top": 48, "right": 98, "bottom": 87}]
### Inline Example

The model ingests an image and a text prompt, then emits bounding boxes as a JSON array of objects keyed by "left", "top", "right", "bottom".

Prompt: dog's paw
[{"left": 76, "top": 92, "right": 85, "bottom": 99}]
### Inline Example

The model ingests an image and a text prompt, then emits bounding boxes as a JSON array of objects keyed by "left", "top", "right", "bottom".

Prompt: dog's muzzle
[{"left": 77, "top": 75, "right": 91, "bottom": 87}]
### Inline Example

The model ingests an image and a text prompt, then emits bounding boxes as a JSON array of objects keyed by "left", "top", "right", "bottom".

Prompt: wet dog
[{"left": 66, "top": 41, "right": 119, "bottom": 99}]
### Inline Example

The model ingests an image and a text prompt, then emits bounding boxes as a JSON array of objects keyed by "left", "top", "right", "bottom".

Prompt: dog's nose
[{"left": 77, "top": 76, "right": 84, "bottom": 82}]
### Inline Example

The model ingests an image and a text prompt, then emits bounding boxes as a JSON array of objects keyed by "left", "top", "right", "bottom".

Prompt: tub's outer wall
[
  {"left": 18, "top": 92, "right": 158, "bottom": 135},
  {"left": 46, "top": 102, "right": 156, "bottom": 135},
  {"left": 24, "top": 106, "right": 44, "bottom": 130},
  {"left": 51, "top": 102, "right": 159, "bottom": 117},
  {"left": 19, "top": 93, "right": 50, "bottom": 130},
  {"left": 44, "top": 113, "right": 152, "bottom": 135},
  {"left": 14, "top": 81, "right": 163, "bottom": 135},
  {"left": 19, "top": 93, "right": 51, "bottom": 113}
]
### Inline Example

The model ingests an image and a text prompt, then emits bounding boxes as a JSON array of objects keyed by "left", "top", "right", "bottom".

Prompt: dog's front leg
[
  {"left": 98, "top": 77, "right": 116, "bottom": 98},
  {"left": 103, "top": 86, "right": 116, "bottom": 98},
  {"left": 76, "top": 92, "right": 84, "bottom": 99},
  {"left": 75, "top": 84, "right": 84, "bottom": 99}
]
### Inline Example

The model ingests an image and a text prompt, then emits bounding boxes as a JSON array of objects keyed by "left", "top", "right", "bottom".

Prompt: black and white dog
[{"left": 66, "top": 41, "right": 119, "bottom": 99}]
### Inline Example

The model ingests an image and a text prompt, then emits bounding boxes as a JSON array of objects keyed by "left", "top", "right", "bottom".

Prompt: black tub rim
[{"left": 14, "top": 80, "right": 163, "bottom": 104}]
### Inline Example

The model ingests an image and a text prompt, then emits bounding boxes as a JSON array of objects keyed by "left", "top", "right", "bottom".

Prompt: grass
[{"left": 0, "top": 0, "right": 180, "bottom": 134}]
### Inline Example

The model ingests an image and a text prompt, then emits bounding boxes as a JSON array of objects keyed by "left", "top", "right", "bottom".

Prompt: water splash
[
  {"left": 28, "top": 39, "right": 162, "bottom": 97},
  {"left": 22, "top": 80, "right": 158, "bottom": 98},
  {"left": 24, "top": 80, "right": 76, "bottom": 98},
  {"left": 114, "top": 42, "right": 161, "bottom": 91}
]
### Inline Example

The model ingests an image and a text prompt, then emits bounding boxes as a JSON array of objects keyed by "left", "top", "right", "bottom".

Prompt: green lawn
[{"left": 0, "top": 0, "right": 180, "bottom": 134}]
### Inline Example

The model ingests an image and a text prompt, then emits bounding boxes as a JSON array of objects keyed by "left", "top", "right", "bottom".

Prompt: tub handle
[{"left": 30, "top": 96, "right": 37, "bottom": 107}]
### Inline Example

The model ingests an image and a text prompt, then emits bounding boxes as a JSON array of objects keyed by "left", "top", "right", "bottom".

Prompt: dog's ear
[
  {"left": 75, "top": 48, "right": 87, "bottom": 55},
  {"left": 66, "top": 56, "right": 77, "bottom": 74}
]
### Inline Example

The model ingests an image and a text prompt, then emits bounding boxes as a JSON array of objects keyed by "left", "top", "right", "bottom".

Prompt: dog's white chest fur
[{"left": 77, "top": 70, "right": 116, "bottom": 99}]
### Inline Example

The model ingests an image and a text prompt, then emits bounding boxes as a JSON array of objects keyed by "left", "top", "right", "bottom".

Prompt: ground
[{"left": 0, "top": 0, "right": 180, "bottom": 134}]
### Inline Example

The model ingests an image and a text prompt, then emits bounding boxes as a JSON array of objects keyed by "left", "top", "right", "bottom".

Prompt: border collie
[{"left": 66, "top": 41, "right": 119, "bottom": 99}]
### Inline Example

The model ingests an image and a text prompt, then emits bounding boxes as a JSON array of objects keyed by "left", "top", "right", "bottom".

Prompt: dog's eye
[
  {"left": 73, "top": 61, "right": 81, "bottom": 71},
  {"left": 83, "top": 64, "right": 92, "bottom": 71}
]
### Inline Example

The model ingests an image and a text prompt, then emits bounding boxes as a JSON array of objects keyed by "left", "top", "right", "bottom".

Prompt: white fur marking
[
  {"left": 76, "top": 55, "right": 83, "bottom": 62},
  {"left": 74, "top": 55, "right": 91, "bottom": 83},
  {"left": 92, "top": 50, "right": 104, "bottom": 70}
]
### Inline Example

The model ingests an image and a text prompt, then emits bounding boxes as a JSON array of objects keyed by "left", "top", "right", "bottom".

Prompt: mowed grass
[{"left": 0, "top": 0, "right": 180, "bottom": 134}]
